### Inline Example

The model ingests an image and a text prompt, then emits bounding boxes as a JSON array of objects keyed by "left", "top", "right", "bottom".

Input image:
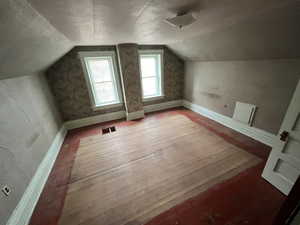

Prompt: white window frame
[
  {"left": 138, "top": 49, "right": 164, "bottom": 101},
  {"left": 79, "top": 51, "right": 123, "bottom": 111}
]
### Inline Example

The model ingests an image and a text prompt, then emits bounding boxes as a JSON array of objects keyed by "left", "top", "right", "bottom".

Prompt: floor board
[
  {"left": 59, "top": 114, "right": 260, "bottom": 225},
  {"left": 29, "top": 109, "right": 285, "bottom": 225}
]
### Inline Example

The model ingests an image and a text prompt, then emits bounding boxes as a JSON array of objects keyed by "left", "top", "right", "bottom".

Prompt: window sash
[
  {"left": 84, "top": 55, "right": 121, "bottom": 107},
  {"left": 139, "top": 52, "right": 162, "bottom": 99},
  {"left": 93, "top": 81, "right": 116, "bottom": 104},
  {"left": 140, "top": 55, "right": 160, "bottom": 78},
  {"left": 142, "top": 77, "right": 159, "bottom": 97}
]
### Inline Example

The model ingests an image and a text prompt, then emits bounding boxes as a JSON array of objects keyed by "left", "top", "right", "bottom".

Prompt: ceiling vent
[{"left": 165, "top": 13, "right": 196, "bottom": 29}]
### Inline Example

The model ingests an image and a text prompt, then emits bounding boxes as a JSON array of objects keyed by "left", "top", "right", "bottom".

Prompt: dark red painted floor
[{"left": 29, "top": 108, "right": 285, "bottom": 225}]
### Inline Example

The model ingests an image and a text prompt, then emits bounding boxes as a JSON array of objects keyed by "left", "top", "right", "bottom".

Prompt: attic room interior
[{"left": 1, "top": 0, "right": 300, "bottom": 225}]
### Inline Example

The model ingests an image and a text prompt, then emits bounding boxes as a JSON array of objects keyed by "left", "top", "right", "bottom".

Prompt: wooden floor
[{"left": 58, "top": 114, "right": 261, "bottom": 225}]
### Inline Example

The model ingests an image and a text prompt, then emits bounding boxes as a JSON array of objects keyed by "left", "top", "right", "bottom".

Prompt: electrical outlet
[{"left": 2, "top": 185, "right": 11, "bottom": 196}]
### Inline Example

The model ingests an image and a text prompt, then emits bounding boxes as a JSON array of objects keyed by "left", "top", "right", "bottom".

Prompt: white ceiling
[
  {"left": 0, "top": 0, "right": 299, "bottom": 78},
  {"left": 0, "top": 0, "right": 72, "bottom": 79},
  {"left": 169, "top": 2, "right": 300, "bottom": 61}
]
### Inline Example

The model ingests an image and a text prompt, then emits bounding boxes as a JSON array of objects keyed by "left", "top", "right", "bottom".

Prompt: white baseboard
[
  {"left": 144, "top": 100, "right": 183, "bottom": 113},
  {"left": 6, "top": 126, "right": 67, "bottom": 225},
  {"left": 5, "top": 100, "right": 276, "bottom": 225},
  {"left": 65, "top": 111, "right": 126, "bottom": 130},
  {"left": 183, "top": 100, "right": 276, "bottom": 147},
  {"left": 64, "top": 100, "right": 183, "bottom": 129},
  {"left": 126, "top": 110, "right": 145, "bottom": 121}
]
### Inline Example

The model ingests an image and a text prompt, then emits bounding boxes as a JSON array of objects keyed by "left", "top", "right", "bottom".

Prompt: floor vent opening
[
  {"left": 102, "top": 126, "right": 116, "bottom": 135},
  {"left": 102, "top": 127, "right": 110, "bottom": 134},
  {"left": 110, "top": 126, "right": 116, "bottom": 132}
]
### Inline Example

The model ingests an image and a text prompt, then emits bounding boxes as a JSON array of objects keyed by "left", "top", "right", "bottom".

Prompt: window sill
[
  {"left": 143, "top": 95, "right": 164, "bottom": 102},
  {"left": 92, "top": 103, "right": 123, "bottom": 111}
]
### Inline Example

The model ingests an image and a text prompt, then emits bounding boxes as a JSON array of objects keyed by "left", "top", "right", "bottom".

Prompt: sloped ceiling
[
  {"left": 1, "top": 0, "right": 299, "bottom": 79},
  {"left": 0, "top": 0, "right": 73, "bottom": 79}
]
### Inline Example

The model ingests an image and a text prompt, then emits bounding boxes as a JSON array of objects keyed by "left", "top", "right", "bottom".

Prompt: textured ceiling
[
  {"left": 0, "top": 0, "right": 299, "bottom": 79},
  {"left": 0, "top": 0, "right": 73, "bottom": 79},
  {"left": 169, "top": 2, "right": 300, "bottom": 61}
]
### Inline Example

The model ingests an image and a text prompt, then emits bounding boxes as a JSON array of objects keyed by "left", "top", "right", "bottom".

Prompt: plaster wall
[
  {"left": 184, "top": 59, "right": 300, "bottom": 134},
  {"left": 0, "top": 74, "right": 62, "bottom": 225}
]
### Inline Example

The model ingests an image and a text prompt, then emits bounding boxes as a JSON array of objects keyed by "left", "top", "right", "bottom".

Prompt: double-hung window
[
  {"left": 139, "top": 50, "right": 164, "bottom": 100},
  {"left": 79, "top": 51, "right": 122, "bottom": 110}
]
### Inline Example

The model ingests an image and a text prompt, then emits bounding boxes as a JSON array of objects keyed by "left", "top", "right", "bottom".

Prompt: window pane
[
  {"left": 142, "top": 77, "right": 157, "bottom": 97},
  {"left": 140, "top": 56, "right": 156, "bottom": 77},
  {"left": 88, "top": 59, "right": 112, "bottom": 82},
  {"left": 94, "top": 82, "right": 116, "bottom": 103}
]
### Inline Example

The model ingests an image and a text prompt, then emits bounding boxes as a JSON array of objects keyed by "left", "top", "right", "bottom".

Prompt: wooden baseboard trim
[
  {"left": 6, "top": 126, "right": 67, "bottom": 225},
  {"left": 144, "top": 100, "right": 183, "bottom": 113},
  {"left": 64, "top": 111, "right": 126, "bottom": 130},
  {"left": 183, "top": 100, "right": 276, "bottom": 147},
  {"left": 126, "top": 110, "right": 145, "bottom": 121}
]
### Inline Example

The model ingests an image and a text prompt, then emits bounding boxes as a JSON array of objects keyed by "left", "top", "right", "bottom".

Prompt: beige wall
[
  {"left": 184, "top": 59, "right": 300, "bottom": 134},
  {"left": 0, "top": 74, "right": 62, "bottom": 225}
]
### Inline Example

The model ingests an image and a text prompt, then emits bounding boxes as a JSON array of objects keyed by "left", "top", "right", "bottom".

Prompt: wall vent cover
[{"left": 233, "top": 102, "right": 256, "bottom": 126}]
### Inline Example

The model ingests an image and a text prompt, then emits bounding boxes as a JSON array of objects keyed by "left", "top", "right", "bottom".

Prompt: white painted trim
[
  {"left": 126, "top": 110, "right": 145, "bottom": 121},
  {"left": 144, "top": 100, "right": 183, "bottom": 113},
  {"left": 138, "top": 49, "right": 164, "bottom": 99},
  {"left": 6, "top": 126, "right": 67, "bottom": 225},
  {"left": 143, "top": 95, "right": 165, "bottom": 102},
  {"left": 78, "top": 50, "right": 123, "bottom": 110},
  {"left": 5, "top": 99, "right": 278, "bottom": 225},
  {"left": 183, "top": 100, "right": 276, "bottom": 147},
  {"left": 92, "top": 103, "right": 123, "bottom": 111},
  {"left": 65, "top": 100, "right": 183, "bottom": 129},
  {"left": 65, "top": 111, "right": 126, "bottom": 130}
]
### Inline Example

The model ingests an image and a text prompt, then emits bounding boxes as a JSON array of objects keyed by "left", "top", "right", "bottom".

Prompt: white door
[{"left": 262, "top": 79, "right": 300, "bottom": 195}]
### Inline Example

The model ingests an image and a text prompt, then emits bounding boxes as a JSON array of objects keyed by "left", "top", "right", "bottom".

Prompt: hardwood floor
[
  {"left": 29, "top": 109, "right": 285, "bottom": 225},
  {"left": 59, "top": 114, "right": 260, "bottom": 225}
]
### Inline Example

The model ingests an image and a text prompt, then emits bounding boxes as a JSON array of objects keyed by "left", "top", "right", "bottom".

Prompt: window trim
[
  {"left": 138, "top": 49, "right": 164, "bottom": 101},
  {"left": 79, "top": 51, "right": 123, "bottom": 111}
]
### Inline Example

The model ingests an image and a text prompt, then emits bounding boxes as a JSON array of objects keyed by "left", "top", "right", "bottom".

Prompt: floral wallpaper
[
  {"left": 46, "top": 45, "right": 184, "bottom": 121},
  {"left": 117, "top": 44, "right": 144, "bottom": 113},
  {"left": 139, "top": 45, "right": 184, "bottom": 106},
  {"left": 46, "top": 46, "right": 125, "bottom": 121}
]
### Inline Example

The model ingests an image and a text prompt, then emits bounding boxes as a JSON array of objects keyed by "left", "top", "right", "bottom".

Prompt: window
[
  {"left": 79, "top": 51, "right": 122, "bottom": 110},
  {"left": 139, "top": 50, "right": 163, "bottom": 100}
]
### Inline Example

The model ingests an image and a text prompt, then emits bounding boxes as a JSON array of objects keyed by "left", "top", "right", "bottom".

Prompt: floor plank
[
  {"left": 59, "top": 114, "right": 260, "bottom": 225},
  {"left": 29, "top": 109, "right": 285, "bottom": 225}
]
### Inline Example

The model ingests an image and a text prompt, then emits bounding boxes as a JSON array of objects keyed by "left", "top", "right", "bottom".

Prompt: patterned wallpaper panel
[
  {"left": 139, "top": 45, "right": 184, "bottom": 106},
  {"left": 46, "top": 46, "right": 125, "bottom": 121},
  {"left": 46, "top": 45, "right": 184, "bottom": 121},
  {"left": 117, "top": 44, "right": 144, "bottom": 113}
]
